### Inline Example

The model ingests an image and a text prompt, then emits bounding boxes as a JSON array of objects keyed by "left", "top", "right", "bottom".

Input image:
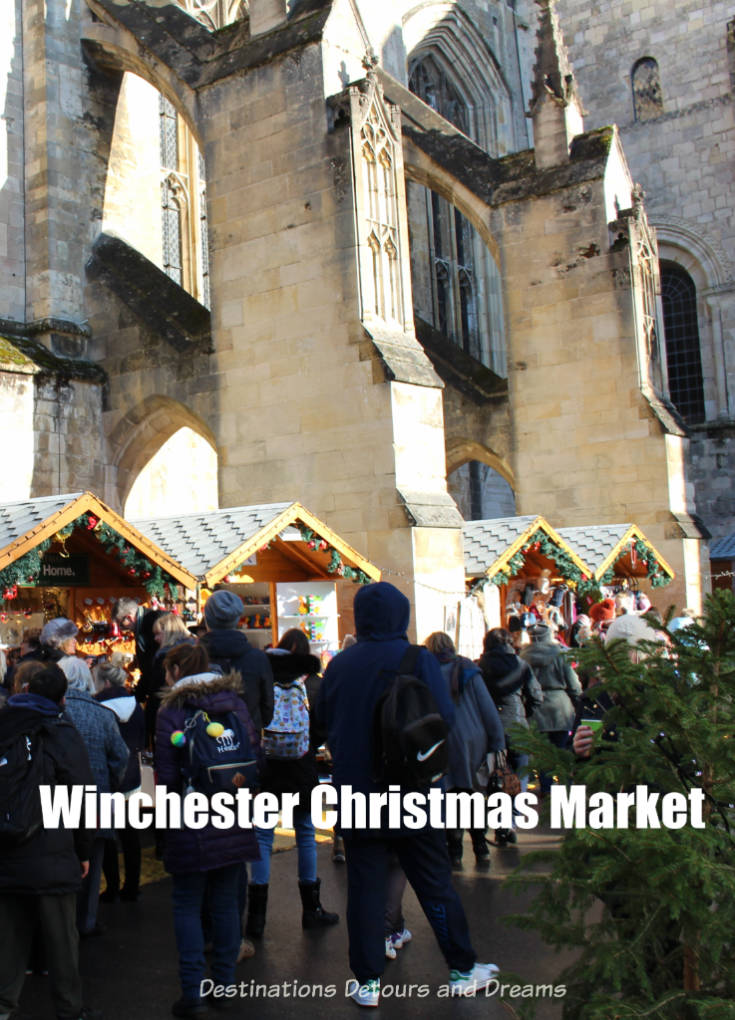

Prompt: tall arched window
[
  {"left": 632, "top": 57, "right": 663, "bottom": 122},
  {"left": 159, "top": 95, "right": 210, "bottom": 307},
  {"left": 660, "top": 263, "right": 705, "bottom": 423},
  {"left": 407, "top": 55, "right": 504, "bottom": 373}
]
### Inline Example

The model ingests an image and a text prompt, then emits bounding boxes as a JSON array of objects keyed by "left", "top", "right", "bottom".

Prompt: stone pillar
[
  {"left": 21, "top": 0, "right": 90, "bottom": 354},
  {"left": 0, "top": 0, "right": 26, "bottom": 324}
]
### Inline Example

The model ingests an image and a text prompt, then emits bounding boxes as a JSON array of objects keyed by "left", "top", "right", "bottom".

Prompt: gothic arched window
[
  {"left": 407, "top": 56, "right": 500, "bottom": 367},
  {"left": 158, "top": 95, "right": 210, "bottom": 307},
  {"left": 660, "top": 263, "right": 705, "bottom": 423},
  {"left": 409, "top": 54, "right": 470, "bottom": 136},
  {"left": 632, "top": 57, "right": 663, "bottom": 122}
]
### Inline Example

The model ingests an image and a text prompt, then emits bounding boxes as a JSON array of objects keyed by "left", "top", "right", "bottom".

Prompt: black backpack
[
  {"left": 373, "top": 646, "right": 449, "bottom": 788},
  {"left": 0, "top": 719, "right": 55, "bottom": 846},
  {"left": 183, "top": 708, "right": 258, "bottom": 796}
]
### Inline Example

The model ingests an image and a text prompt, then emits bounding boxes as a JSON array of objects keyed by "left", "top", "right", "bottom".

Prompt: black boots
[
  {"left": 247, "top": 879, "right": 339, "bottom": 934},
  {"left": 472, "top": 835, "right": 491, "bottom": 865},
  {"left": 298, "top": 879, "right": 339, "bottom": 929},
  {"left": 245, "top": 883, "right": 268, "bottom": 939}
]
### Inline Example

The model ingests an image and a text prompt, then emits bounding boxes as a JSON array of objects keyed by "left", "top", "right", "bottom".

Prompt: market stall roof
[
  {"left": 556, "top": 523, "right": 675, "bottom": 583},
  {"left": 0, "top": 491, "right": 197, "bottom": 588},
  {"left": 132, "top": 502, "right": 381, "bottom": 587},
  {"left": 463, "top": 515, "right": 589, "bottom": 581}
]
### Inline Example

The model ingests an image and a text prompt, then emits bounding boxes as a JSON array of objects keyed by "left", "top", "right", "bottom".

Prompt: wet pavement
[{"left": 18, "top": 827, "right": 573, "bottom": 1020}]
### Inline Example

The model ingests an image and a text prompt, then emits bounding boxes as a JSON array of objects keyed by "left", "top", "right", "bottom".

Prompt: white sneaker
[
  {"left": 449, "top": 962, "right": 500, "bottom": 996},
  {"left": 385, "top": 927, "right": 412, "bottom": 957},
  {"left": 350, "top": 979, "right": 380, "bottom": 1007},
  {"left": 237, "top": 937, "right": 256, "bottom": 962}
]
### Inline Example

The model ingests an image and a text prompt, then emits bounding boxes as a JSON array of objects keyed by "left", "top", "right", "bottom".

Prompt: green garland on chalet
[
  {"left": 485, "top": 530, "right": 670, "bottom": 591},
  {"left": 633, "top": 539, "right": 670, "bottom": 588},
  {"left": 0, "top": 513, "right": 177, "bottom": 599},
  {"left": 0, "top": 536, "right": 53, "bottom": 594},
  {"left": 298, "top": 527, "right": 372, "bottom": 584},
  {"left": 490, "top": 529, "right": 594, "bottom": 590}
]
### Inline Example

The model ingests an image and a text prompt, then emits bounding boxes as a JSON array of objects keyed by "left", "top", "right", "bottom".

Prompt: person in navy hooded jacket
[{"left": 314, "top": 581, "right": 500, "bottom": 1008}]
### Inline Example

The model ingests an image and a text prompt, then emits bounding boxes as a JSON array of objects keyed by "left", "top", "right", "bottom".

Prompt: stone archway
[
  {"left": 83, "top": 11, "right": 201, "bottom": 144},
  {"left": 446, "top": 438, "right": 514, "bottom": 487},
  {"left": 445, "top": 439, "right": 515, "bottom": 520},
  {"left": 108, "top": 395, "right": 217, "bottom": 512}
]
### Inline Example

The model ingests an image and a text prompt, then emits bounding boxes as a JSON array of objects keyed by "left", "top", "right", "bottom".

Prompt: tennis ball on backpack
[
  {"left": 206, "top": 722, "right": 225, "bottom": 738},
  {"left": 170, "top": 730, "right": 186, "bottom": 747}
]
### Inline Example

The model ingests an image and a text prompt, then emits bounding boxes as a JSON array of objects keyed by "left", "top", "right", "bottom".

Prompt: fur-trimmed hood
[{"left": 158, "top": 670, "right": 244, "bottom": 711}]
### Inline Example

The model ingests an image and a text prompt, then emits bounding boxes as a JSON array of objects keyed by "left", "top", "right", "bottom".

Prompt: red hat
[{"left": 588, "top": 597, "right": 616, "bottom": 623}]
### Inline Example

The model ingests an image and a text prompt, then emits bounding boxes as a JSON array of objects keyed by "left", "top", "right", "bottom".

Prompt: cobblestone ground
[{"left": 18, "top": 827, "right": 572, "bottom": 1020}]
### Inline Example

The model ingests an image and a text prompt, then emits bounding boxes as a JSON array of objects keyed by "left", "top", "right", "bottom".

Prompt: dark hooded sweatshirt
[
  {"left": 314, "top": 582, "right": 455, "bottom": 799},
  {"left": 200, "top": 629, "right": 274, "bottom": 732},
  {"left": 0, "top": 693, "right": 95, "bottom": 894}
]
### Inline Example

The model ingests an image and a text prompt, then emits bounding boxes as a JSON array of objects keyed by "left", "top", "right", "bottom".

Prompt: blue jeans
[
  {"left": 250, "top": 808, "right": 317, "bottom": 884},
  {"left": 171, "top": 864, "right": 241, "bottom": 1002},
  {"left": 76, "top": 837, "right": 105, "bottom": 934}
]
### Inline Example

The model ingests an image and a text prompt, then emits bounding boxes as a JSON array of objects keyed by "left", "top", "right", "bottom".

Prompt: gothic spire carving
[
  {"left": 529, "top": 0, "right": 578, "bottom": 110},
  {"left": 528, "top": 0, "right": 585, "bottom": 168}
]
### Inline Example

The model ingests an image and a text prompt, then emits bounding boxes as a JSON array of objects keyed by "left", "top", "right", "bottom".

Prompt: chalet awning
[
  {"left": 0, "top": 491, "right": 197, "bottom": 595},
  {"left": 132, "top": 502, "right": 381, "bottom": 588},
  {"left": 556, "top": 523, "right": 674, "bottom": 587},
  {"left": 463, "top": 515, "right": 589, "bottom": 586}
]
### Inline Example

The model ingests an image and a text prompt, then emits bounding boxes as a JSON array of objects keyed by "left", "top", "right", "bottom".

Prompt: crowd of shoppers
[{"left": 0, "top": 581, "right": 667, "bottom": 1016}]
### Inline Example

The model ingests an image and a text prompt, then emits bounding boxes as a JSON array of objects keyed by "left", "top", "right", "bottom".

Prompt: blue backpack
[{"left": 183, "top": 708, "right": 258, "bottom": 795}]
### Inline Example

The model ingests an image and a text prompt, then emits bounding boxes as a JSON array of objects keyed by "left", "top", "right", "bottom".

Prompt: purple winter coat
[{"left": 154, "top": 671, "right": 261, "bottom": 875}]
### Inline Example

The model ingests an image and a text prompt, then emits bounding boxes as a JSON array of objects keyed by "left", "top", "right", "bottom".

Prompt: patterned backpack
[{"left": 262, "top": 678, "right": 310, "bottom": 760}]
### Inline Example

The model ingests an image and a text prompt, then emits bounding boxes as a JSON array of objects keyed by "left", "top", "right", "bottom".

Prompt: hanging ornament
[{"left": 86, "top": 515, "right": 99, "bottom": 530}]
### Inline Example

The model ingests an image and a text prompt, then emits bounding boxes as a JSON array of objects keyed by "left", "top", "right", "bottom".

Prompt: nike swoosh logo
[{"left": 416, "top": 740, "right": 445, "bottom": 763}]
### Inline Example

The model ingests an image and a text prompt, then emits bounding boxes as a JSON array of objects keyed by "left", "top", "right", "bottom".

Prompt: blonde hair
[
  {"left": 424, "top": 631, "right": 455, "bottom": 656},
  {"left": 153, "top": 612, "right": 190, "bottom": 648}
]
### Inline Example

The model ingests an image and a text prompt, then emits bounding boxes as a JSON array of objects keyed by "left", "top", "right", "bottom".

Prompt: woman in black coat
[
  {"left": 478, "top": 627, "right": 543, "bottom": 845},
  {"left": 245, "top": 629, "right": 338, "bottom": 939}
]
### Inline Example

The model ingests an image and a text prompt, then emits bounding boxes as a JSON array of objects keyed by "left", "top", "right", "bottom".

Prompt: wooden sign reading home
[{"left": 38, "top": 554, "right": 90, "bottom": 587}]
